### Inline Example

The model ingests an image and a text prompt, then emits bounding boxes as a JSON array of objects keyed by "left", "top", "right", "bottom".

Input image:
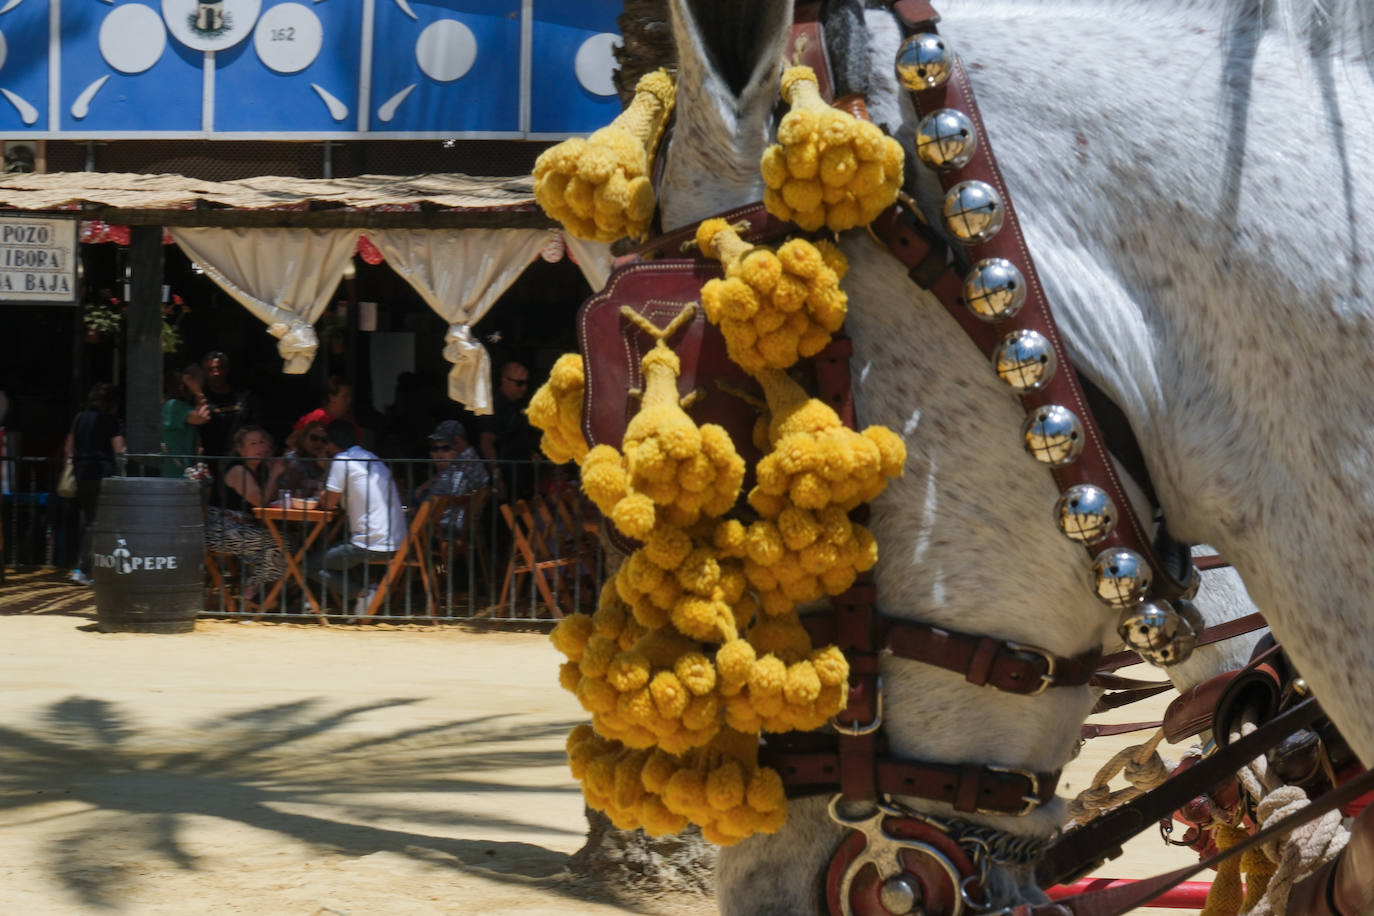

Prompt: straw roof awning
[{"left": 0, "top": 172, "right": 556, "bottom": 229}]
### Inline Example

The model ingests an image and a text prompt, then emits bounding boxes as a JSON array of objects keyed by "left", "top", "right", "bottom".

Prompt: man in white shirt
[{"left": 313, "top": 420, "right": 407, "bottom": 614}]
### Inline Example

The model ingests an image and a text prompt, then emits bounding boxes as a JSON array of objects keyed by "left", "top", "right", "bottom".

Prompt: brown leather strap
[
  {"left": 631, "top": 201, "right": 793, "bottom": 261},
  {"left": 901, "top": 56, "right": 1192, "bottom": 603},
  {"left": 790, "top": 4, "right": 835, "bottom": 102},
  {"left": 770, "top": 745, "right": 1057, "bottom": 816},
  {"left": 1091, "top": 683, "right": 1174, "bottom": 713},
  {"left": 1080, "top": 720, "right": 1163, "bottom": 740},
  {"left": 803, "top": 609, "right": 1099, "bottom": 695},
  {"left": 831, "top": 582, "right": 881, "bottom": 804},
  {"left": 812, "top": 336, "right": 857, "bottom": 430},
  {"left": 1096, "top": 611, "right": 1268, "bottom": 672}
]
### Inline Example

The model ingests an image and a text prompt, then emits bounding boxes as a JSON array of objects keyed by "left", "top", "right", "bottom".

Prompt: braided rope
[
  {"left": 1227, "top": 719, "right": 1350, "bottom": 915},
  {"left": 1066, "top": 729, "right": 1174, "bottom": 825}
]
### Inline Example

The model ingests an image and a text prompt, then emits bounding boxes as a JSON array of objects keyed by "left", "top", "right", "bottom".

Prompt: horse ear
[{"left": 669, "top": 0, "right": 793, "bottom": 101}]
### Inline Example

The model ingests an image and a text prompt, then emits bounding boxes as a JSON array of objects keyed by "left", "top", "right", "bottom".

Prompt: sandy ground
[{"left": 0, "top": 599, "right": 1201, "bottom": 915}]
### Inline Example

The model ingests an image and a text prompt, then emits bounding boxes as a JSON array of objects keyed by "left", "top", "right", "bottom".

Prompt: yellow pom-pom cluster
[
  {"left": 713, "top": 609, "right": 851, "bottom": 734},
  {"left": 526, "top": 353, "right": 589, "bottom": 465},
  {"left": 696, "top": 219, "right": 849, "bottom": 374},
  {"left": 554, "top": 583, "right": 729, "bottom": 754},
  {"left": 580, "top": 338, "right": 745, "bottom": 540},
  {"left": 753, "top": 369, "right": 906, "bottom": 513},
  {"left": 533, "top": 70, "right": 676, "bottom": 242},
  {"left": 760, "top": 66, "right": 905, "bottom": 232},
  {"left": 568, "top": 724, "right": 788, "bottom": 845}
]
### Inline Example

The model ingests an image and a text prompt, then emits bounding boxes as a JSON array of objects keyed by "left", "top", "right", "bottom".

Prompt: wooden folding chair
[
  {"left": 430, "top": 487, "right": 492, "bottom": 605},
  {"left": 498, "top": 494, "right": 597, "bottom": 618},
  {"left": 361, "top": 495, "right": 448, "bottom": 619},
  {"left": 204, "top": 549, "right": 254, "bottom": 614}
]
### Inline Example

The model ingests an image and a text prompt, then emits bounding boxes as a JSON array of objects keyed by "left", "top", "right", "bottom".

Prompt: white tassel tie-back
[
  {"left": 1231, "top": 718, "right": 1351, "bottom": 916},
  {"left": 268, "top": 319, "right": 318, "bottom": 374},
  {"left": 443, "top": 323, "right": 493, "bottom": 416}
]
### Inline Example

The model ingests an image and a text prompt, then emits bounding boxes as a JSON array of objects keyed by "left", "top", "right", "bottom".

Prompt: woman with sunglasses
[{"left": 279, "top": 420, "right": 330, "bottom": 498}]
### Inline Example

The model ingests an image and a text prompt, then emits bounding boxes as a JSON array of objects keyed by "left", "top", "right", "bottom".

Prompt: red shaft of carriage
[{"left": 1048, "top": 879, "right": 1211, "bottom": 908}]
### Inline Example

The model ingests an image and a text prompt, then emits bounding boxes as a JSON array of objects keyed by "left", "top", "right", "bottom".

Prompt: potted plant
[
  {"left": 162, "top": 294, "right": 189, "bottom": 354},
  {"left": 83, "top": 290, "right": 125, "bottom": 343}
]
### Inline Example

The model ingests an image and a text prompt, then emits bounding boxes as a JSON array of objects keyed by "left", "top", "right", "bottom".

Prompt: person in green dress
[{"left": 161, "top": 364, "right": 211, "bottom": 478}]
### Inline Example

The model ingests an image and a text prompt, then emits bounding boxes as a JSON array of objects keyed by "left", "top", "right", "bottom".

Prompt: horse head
[{"left": 608, "top": 0, "right": 1374, "bottom": 911}]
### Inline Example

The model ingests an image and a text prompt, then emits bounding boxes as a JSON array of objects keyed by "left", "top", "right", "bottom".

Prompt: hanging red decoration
[{"left": 357, "top": 233, "right": 384, "bottom": 265}]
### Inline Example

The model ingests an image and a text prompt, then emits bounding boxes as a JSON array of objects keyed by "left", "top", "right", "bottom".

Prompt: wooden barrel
[{"left": 90, "top": 477, "right": 203, "bottom": 634}]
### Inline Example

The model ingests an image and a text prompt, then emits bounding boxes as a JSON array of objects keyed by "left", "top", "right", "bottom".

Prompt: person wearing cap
[{"left": 415, "top": 419, "right": 490, "bottom": 539}]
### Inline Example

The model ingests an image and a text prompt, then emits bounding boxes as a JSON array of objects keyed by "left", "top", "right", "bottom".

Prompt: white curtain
[
  {"left": 368, "top": 228, "right": 553, "bottom": 415},
  {"left": 561, "top": 233, "right": 613, "bottom": 293},
  {"left": 170, "top": 227, "right": 362, "bottom": 374}
]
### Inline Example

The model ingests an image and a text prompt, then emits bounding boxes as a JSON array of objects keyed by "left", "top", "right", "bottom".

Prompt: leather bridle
[{"left": 616, "top": 2, "right": 1368, "bottom": 914}]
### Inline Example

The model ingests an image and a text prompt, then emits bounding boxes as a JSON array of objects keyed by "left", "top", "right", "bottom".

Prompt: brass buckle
[
  {"left": 831, "top": 676, "right": 884, "bottom": 736},
  {"left": 978, "top": 765, "right": 1042, "bottom": 817},
  {"left": 1005, "top": 641, "right": 1057, "bottom": 696}
]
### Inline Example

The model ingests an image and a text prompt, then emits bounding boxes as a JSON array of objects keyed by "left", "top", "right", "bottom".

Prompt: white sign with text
[{"left": 0, "top": 217, "right": 78, "bottom": 303}]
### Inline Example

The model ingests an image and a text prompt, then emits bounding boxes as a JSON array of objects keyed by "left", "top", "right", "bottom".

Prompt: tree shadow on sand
[{"left": 0, "top": 696, "right": 676, "bottom": 912}]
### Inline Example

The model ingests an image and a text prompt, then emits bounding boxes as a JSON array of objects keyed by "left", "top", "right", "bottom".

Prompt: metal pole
[{"left": 125, "top": 226, "right": 163, "bottom": 470}]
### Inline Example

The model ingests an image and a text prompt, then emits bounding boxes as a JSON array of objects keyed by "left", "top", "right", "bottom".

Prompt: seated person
[
  {"left": 278, "top": 420, "right": 330, "bottom": 499},
  {"left": 312, "top": 419, "right": 407, "bottom": 614},
  {"left": 205, "top": 426, "right": 286, "bottom": 603},
  {"left": 414, "top": 420, "right": 491, "bottom": 539}
]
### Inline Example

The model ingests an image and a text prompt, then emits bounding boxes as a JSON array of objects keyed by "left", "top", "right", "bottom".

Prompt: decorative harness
[{"left": 579, "top": 2, "right": 1373, "bottom": 914}]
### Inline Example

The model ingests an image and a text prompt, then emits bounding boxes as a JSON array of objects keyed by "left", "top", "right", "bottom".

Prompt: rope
[
  {"left": 1223, "top": 719, "right": 1350, "bottom": 915},
  {"left": 1066, "top": 729, "right": 1174, "bottom": 825}
]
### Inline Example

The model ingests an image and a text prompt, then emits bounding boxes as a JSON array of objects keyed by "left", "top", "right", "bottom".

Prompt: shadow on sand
[{"left": 0, "top": 695, "right": 668, "bottom": 911}]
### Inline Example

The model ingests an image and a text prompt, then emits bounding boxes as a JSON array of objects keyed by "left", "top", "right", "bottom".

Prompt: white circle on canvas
[
  {"left": 101, "top": 5, "right": 166, "bottom": 74},
  {"left": 162, "top": 0, "right": 262, "bottom": 52},
  {"left": 574, "top": 32, "right": 620, "bottom": 97},
  {"left": 254, "top": 3, "right": 322, "bottom": 73},
  {"left": 415, "top": 19, "right": 476, "bottom": 83},
  {"left": 0, "top": 29, "right": 8, "bottom": 73}
]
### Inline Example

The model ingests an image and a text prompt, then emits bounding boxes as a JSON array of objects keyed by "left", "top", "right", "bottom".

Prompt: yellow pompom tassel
[
  {"left": 533, "top": 69, "right": 676, "bottom": 242},
  {"left": 527, "top": 353, "right": 589, "bottom": 464},
  {"left": 696, "top": 220, "right": 849, "bottom": 373},
  {"left": 761, "top": 66, "right": 904, "bottom": 232}
]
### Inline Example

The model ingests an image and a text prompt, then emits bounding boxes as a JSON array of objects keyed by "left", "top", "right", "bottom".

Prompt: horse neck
[
  {"left": 935, "top": 1, "right": 1374, "bottom": 763},
  {"left": 656, "top": 0, "right": 791, "bottom": 229}
]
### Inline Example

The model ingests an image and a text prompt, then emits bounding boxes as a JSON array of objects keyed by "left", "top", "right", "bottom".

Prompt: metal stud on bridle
[{"left": 893, "top": 30, "right": 1199, "bottom": 667}]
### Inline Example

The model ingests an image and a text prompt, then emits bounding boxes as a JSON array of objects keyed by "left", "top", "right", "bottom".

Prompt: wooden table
[{"left": 252, "top": 504, "right": 341, "bottom": 622}]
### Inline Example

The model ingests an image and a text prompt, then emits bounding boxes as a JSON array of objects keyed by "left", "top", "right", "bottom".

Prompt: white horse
[{"left": 642, "top": 0, "right": 1374, "bottom": 911}]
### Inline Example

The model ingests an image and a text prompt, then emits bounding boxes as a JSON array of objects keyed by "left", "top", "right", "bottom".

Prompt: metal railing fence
[{"left": 1, "top": 452, "right": 606, "bottom": 623}]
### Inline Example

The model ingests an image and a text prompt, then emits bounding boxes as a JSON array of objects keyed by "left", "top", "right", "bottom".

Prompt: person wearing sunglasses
[
  {"left": 478, "top": 359, "right": 539, "bottom": 503},
  {"left": 414, "top": 419, "right": 490, "bottom": 539},
  {"left": 278, "top": 420, "right": 330, "bottom": 498}
]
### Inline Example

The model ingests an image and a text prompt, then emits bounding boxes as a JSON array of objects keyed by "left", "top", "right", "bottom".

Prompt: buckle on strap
[
  {"left": 1005, "top": 642, "right": 1057, "bottom": 696},
  {"left": 979, "top": 765, "right": 1044, "bottom": 817},
  {"left": 832, "top": 676, "right": 884, "bottom": 736}
]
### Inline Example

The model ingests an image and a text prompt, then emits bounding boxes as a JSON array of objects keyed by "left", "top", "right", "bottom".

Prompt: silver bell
[
  {"left": 895, "top": 33, "right": 953, "bottom": 90},
  {"left": 942, "top": 180, "right": 1004, "bottom": 244},
  {"left": 964, "top": 258, "right": 1026, "bottom": 321},
  {"left": 1021, "top": 405, "right": 1084, "bottom": 466},
  {"left": 1092, "top": 548, "right": 1152, "bottom": 608},
  {"left": 993, "top": 330, "right": 1056, "bottom": 392},
  {"left": 915, "top": 108, "right": 977, "bottom": 170},
  {"left": 1118, "top": 599, "right": 1201, "bottom": 666},
  {"left": 1054, "top": 484, "right": 1117, "bottom": 545}
]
